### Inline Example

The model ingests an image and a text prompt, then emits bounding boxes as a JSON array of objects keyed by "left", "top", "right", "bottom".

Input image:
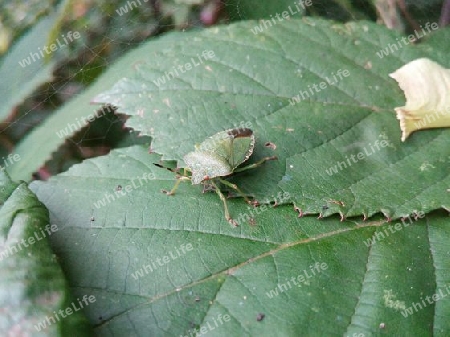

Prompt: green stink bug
[{"left": 159, "top": 128, "right": 277, "bottom": 226}]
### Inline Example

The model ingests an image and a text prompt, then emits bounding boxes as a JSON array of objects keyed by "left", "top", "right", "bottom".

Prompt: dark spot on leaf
[
  {"left": 264, "top": 142, "right": 276, "bottom": 150},
  {"left": 256, "top": 313, "right": 265, "bottom": 321}
]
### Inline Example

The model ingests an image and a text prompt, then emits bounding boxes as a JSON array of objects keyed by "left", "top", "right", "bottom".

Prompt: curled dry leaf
[{"left": 389, "top": 58, "right": 450, "bottom": 141}]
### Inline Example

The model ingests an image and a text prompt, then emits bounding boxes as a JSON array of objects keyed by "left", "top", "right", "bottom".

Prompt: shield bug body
[{"left": 159, "top": 128, "right": 276, "bottom": 226}]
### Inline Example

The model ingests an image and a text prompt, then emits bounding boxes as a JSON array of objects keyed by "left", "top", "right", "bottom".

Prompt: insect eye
[{"left": 203, "top": 175, "right": 210, "bottom": 181}]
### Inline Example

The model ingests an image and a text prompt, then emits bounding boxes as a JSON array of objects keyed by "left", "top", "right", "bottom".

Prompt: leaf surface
[
  {"left": 30, "top": 145, "right": 450, "bottom": 336},
  {"left": 0, "top": 171, "right": 92, "bottom": 336},
  {"left": 93, "top": 19, "right": 450, "bottom": 218}
]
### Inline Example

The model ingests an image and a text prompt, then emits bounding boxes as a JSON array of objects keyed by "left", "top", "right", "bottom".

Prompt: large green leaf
[
  {"left": 0, "top": 170, "right": 92, "bottom": 336},
  {"left": 0, "top": 10, "right": 58, "bottom": 121},
  {"left": 92, "top": 18, "right": 449, "bottom": 219},
  {"left": 30, "top": 145, "right": 450, "bottom": 336}
]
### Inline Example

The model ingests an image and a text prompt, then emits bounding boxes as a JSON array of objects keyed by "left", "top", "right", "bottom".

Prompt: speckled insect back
[
  {"left": 158, "top": 128, "right": 277, "bottom": 226},
  {"left": 184, "top": 128, "right": 255, "bottom": 184}
]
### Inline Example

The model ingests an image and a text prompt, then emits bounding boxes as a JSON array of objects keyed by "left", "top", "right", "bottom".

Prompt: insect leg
[
  {"left": 233, "top": 156, "right": 277, "bottom": 173},
  {"left": 217, "top": 178, "right": 252, "bottom": 204},
  {"left": 162, "top": 168, "right": 190, "bottom": 195},
  {"left": 211, "top": 180, "right": 238, "bottom": 227}
]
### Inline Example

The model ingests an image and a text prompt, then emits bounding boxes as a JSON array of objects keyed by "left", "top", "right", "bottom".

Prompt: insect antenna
[{"left": 153, "top": 163, "right": 180, "bottom": 174}]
